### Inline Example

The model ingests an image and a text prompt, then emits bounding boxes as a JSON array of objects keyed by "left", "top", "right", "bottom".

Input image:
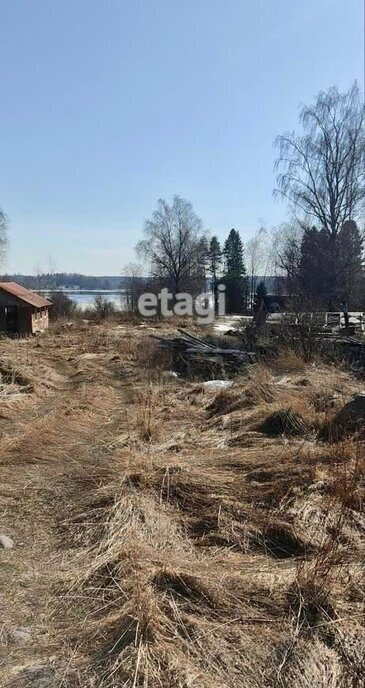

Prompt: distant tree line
[{"left": 0, "top": 273, "right": 129, "bottom": 291}]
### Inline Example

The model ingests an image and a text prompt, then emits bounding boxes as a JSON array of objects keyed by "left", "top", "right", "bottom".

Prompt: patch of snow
[{"left": 202, "top": 380, "right": 233, "bottom": 390}]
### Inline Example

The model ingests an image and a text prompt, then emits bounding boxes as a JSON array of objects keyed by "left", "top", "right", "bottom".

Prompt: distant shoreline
[{"left": 38, "top": 289, "right": 126, "bottom": 294}]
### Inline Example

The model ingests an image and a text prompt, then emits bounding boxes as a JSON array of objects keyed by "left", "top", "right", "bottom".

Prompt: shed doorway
[{"left": 5, "top": 306, "right": 18, "bottom": 334}]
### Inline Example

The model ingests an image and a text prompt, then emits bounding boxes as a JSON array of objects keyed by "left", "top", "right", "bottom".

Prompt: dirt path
[{"left": 0, "top": 328, "right": 127, "bottom": 687}]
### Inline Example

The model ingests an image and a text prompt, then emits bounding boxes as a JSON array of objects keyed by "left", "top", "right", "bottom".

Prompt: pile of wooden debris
[{"left": 152, "top": 329, "right": 255, "bottom": 376}]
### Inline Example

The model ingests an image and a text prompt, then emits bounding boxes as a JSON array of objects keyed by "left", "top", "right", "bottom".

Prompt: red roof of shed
[{"left": 0, "top": 282, "right": 52, "bottom": 308}]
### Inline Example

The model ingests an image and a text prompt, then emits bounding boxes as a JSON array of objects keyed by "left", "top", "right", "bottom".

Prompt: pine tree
[
  {"left": 297, "top": 221, "right": 364, "bottom": 309},
  {"left": 224, "top": 229, "right": 245, "bottom": 274},
  {"left": 222, "top": 229, "right": 248, "bottom": 313}
]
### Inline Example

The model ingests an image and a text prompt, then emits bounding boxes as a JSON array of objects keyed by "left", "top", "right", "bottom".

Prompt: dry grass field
[{"left": 0, "top": 321, "right": 364, "bottom": 687}]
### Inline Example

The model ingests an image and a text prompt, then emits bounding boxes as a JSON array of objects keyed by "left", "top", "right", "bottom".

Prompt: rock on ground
[
  {"left": 0, "top": 534, "right": 14, "bottom": 550},
  {"left": 11, "top": 627, "right": 33, "bottom": 643}
]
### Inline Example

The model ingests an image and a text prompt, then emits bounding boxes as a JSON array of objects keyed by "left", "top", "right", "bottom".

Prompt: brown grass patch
[{"left": 2, "top": 323, "right": 364, "bottom": 688}]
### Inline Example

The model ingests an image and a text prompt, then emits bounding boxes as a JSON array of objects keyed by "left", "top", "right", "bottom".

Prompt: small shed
[{"left": 0, "top": 282, "right": 52, "bottom": 336}]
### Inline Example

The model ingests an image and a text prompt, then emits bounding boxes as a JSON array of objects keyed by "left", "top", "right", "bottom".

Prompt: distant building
[{"left": 0, "top": 282, "right": 52, "bottom": 336}]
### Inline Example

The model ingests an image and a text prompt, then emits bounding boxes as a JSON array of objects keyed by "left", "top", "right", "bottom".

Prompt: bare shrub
[
  {"left": 49, "top": 290, "right": 79, "bottom": 320},
  {"left": 93, "top": 295, "right": 117, "bottom": 320},
  {"left": 134, "top": 337, "right": 173, "bottom": 376}
]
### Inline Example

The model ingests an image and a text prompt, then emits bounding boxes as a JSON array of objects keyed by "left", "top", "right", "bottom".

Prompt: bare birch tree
[
  {"left": 246, "top": 227, "right": 272, "bottom": 311},
  {"left": 136, "top": 196, "right": 205, "bottom": 294},
  {"left": 275, "top": 83, "right": 365, "bottom": 237}
]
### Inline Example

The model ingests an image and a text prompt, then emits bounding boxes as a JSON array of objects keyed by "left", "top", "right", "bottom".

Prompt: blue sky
[{"left": 0, "top": 0, "right": 363, "bottom": 275}]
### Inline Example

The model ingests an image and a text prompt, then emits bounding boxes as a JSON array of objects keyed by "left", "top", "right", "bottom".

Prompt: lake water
[{"left": 42, "top": 290, "right": 126, "bottom": 311}]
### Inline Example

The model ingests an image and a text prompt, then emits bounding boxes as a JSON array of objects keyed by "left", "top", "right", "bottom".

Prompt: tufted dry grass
[
  {"left": 54, "top": 330, "right": 365, "bottom": 688},
  {"left": 0, "top": 322, "right": 364, "bottom": 687}
]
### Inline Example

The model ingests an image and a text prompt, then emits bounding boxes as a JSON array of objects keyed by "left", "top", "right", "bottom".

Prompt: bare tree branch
[
  {"left": 274, "top": 83, "right": 365, "bottom": 237},
  {"left": 136, "top": 196, "right": 206, "bottom": 294}
]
